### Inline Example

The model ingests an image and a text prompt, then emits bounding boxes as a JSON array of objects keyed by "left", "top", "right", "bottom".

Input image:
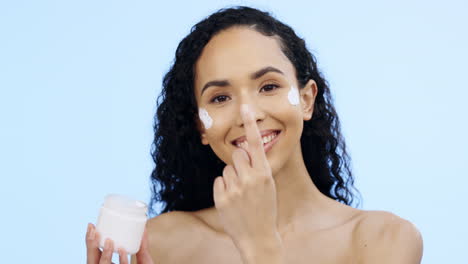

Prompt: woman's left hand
[{"left": 213, "top": 104, "right": 280, "bottom": 251}]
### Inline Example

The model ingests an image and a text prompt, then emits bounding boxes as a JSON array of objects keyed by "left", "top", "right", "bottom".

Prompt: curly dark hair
[{"left": 149, "top": 6, "right": 361, "bottom": 216}]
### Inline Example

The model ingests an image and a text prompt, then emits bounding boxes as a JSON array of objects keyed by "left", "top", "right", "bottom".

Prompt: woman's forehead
[{"left": 194, "top": 27, "right": 295, "bottom": 89}]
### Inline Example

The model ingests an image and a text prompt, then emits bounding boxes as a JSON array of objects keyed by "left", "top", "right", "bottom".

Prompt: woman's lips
[
  {"left": 232, "top": 129, "right": 279, "bottom": 146},
  {"left": 232, "top": 130, "right": 281, "bottom": 154},
  {"left": 263, "top": 131, "right": 281, "bottom": 153}
]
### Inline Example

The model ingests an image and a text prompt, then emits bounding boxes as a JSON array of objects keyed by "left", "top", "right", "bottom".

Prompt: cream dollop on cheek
[
  {"left": 287, "top": 86, "right": 300, "bottom": 105},
  {"left": 199, "top": 108, "right": 213, "bottom": 129}
]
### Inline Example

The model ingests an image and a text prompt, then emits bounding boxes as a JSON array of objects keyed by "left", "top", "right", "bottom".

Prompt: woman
[{"left": 86, "top": 6, "right": 423, "bottom": 264}]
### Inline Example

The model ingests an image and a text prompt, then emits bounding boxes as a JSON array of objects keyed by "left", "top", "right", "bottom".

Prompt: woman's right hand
[{"left": 86, "top": 223, "right": 154, "bottom": 264}]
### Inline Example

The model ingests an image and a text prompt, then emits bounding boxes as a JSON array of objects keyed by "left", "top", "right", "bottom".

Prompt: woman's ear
[
  {"left": 300, "top": 79, "right": 318, "bottom": 121},
  {"left": 195, "top": 117, "right": 210, "bottom": 145},
  {"left": 201, "top": 132, "right": 209, "bottom": 145}
]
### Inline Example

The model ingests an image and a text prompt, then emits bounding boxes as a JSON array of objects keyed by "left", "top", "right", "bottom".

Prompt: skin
[{"left": 86, "top": 26, "right": 423, "bottom": 263}]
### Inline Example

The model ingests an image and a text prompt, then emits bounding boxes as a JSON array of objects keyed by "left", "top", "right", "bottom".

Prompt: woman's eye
[
  {"left": 260, "top": 84, "right": 280, "bottom": 92},
  {"left": 210, "top": 95, "right": 230, "bottom": 103},
  {"left": 209, "top": 84, "right": 279, "bottom": 104}
]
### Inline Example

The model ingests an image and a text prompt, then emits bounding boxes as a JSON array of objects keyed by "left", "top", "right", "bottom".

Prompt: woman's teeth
[
  {"left": 235, "top": 131, "right": 279, "bottom": 148},
  {"left": 262, "top": 132, "right": 278, "bottom": 144},
  {"left": 236, "top": 141, "right": 248, "bottom": 149}
]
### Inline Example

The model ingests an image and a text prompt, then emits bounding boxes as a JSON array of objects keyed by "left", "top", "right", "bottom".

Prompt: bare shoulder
[
  {"left": 354, "top": 210, "right": 424, "bottom": 264},
  {"left": 143, "top": 211, "right": 206, "bottom": 263}
]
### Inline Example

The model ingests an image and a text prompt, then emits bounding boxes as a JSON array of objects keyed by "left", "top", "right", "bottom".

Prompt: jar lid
[{"left": 102, "top": 194, "right": 147, "bottom": 217}]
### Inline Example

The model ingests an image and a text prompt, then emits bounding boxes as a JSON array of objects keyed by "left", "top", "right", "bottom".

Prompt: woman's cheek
[
  {"left": 198, "top": 108, "right": 213, "bottom": 129},
  {"left": 287, "top": 85, "right": 300, "bottom": 106},
  {"left": 200, "top": 106, "right": 232, "bottom": 144},
  {"left": 199, "top": 106, "right": 230, "bottom": 129},
  {"left": 259, "top": 89, "right": 294, "bottom": 112}
]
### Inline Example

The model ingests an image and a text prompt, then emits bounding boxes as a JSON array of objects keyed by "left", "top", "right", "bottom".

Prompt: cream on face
[
  {"left": 198, "top": 108, "right": 213, "bottom": 129},
  {"left": 288, "top": 86, "right": 300, "bottom": 105},
  {"left": 199, "top": 86, "right": 297, "bottom": 130}
]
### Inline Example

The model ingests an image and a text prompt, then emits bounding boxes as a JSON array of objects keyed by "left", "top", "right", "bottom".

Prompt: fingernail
[
  {"left": 242, "top": 141, "right": 249, "bottom": 150},
  {"left": 104, "top": 239, "right": 110, "bottom": 249}
]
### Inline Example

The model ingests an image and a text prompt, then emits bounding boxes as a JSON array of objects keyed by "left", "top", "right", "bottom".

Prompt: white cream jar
[{"left": 96, "top": 194, "right": 147, "bottom": 254}]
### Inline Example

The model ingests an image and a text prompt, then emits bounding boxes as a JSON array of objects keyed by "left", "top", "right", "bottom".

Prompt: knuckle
[
  {"left": 232, "top": 188, "right": 243, "bottom": 197},
  {"left": 260, "top": 163, "right": 271, "bottom": 174},
  {"left": 252, "top": 138, "right": 262, "bottom": 147},
  {"left": 242, "top": 177, "right": 256, "bottom": 188},
  {"left": 217, "top": 198, "right": 227, "bottom": 208},
  {"left": 227, "top": 186, "right": 242, "bottom": 198},
  {"left": 255, "top": 171, "right": 271, "bottom": 183},
  {"left": 223, "top": 165, "right": 234, "bottom": 175},
  {"left": 215, "top": 195, "right": 229, "bottom": 209},
  {"left": 232, "top": 149, "right": 242, "bottom": 158},
  {"left": 233, "top": 151, "right": 245, "bottom": 163},
  {"left": 100, "top": 256, "right": 108, "bottom": 263},
  {"left": 262, "top": 174, "right": 273, "bottom": 184}
]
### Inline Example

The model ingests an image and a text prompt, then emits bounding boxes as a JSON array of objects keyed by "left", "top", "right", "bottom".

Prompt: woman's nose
[{"left": 235, "top": 103, "right": 265, "bottom": 127}]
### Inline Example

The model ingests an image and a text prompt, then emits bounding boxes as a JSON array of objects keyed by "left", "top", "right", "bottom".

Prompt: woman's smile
[
  {"left": 232, "top": 130, "right": 282, "bottom": 153},
  {"left": 262, "top": 130, "right": 281, "bottom": 153}
]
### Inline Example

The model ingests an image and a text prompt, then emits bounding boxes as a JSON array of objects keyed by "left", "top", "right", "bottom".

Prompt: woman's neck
[
  {"left": 272, "top": 143, "right": 345, "bottom": 235},
  {"left": 197, "top": 143, "right": 357, "bottom": 239}
]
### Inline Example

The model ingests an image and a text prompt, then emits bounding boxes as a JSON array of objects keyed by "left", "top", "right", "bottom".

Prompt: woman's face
[{"left": 194, "top": 26, "right": 317, "bottom": 175}]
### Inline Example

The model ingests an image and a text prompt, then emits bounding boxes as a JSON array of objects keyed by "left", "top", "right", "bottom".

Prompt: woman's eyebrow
[
  {"left": 250, "top": 66, "right": 284, "bottom": 80},
  {"left": 200, "top": 66, "right": 284, "bottom": 96}
]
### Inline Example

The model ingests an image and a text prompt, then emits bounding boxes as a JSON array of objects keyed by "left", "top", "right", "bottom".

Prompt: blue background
[{"left": 1, "top": 0, "right": 467, "bottom": 263}]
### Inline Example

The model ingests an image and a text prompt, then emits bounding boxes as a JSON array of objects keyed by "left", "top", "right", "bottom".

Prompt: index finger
[
  {"left": 240, "top": 104, "right": 268, "bottom": 170},
  {"left": 86, "top": 223, "right": 102, "bottom": 264}
]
